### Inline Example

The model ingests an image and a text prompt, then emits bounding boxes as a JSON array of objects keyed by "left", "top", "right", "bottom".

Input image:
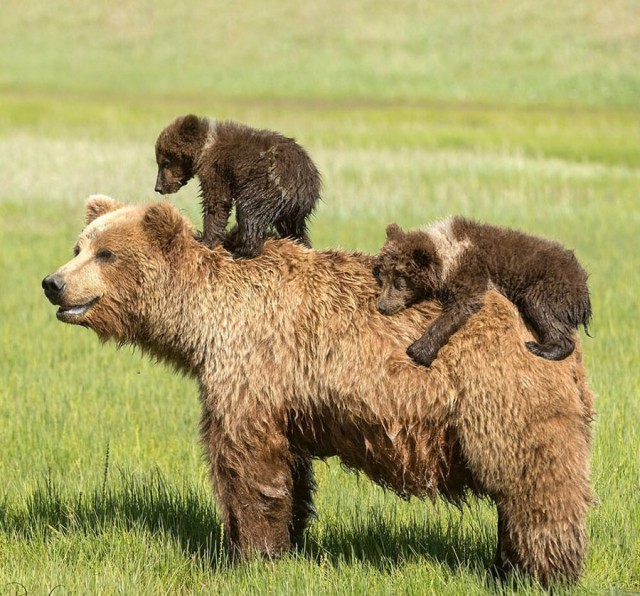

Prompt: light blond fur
[{"left": 425, "top": 218, "right": 472, "bottom": 282}]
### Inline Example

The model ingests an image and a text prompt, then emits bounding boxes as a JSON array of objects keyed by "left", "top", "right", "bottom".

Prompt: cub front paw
[{"left": 407, "top": 341, "right": 437, "bottom": 367}]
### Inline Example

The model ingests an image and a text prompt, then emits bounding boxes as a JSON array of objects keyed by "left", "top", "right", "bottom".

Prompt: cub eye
[
  {"left": 96, "top": 249, "right": 116, "bottom": 263},
  {"left": 393, "top": 276, "right": 406, "bottom": 291},
  {"left": 372, "top": 265, "right": 381, "bottom": 280},
  {"left": 162, "top": 159, "right": 171, "bottom": 168}
]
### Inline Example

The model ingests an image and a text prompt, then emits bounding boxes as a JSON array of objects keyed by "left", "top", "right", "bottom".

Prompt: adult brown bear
[{"left": 42, "top": 196, "right": 595, "bottom": 586}]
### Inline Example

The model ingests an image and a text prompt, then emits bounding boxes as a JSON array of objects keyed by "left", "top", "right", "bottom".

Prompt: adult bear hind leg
[
  {"left": 493, "top": 490, "right": 588, "bottom": 587},
  {"left": 488, "top": 415, "right": 592, "bottom": 587}
]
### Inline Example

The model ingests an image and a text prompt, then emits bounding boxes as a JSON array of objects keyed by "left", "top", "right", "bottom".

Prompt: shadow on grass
[
  {"left": 2, "top": 468, "right": 225, "bottom": 568},
  {"left": 2, "top": 469, "right": 496, "bottom": 580},
  {"left": 302, "top": 503, "right": 496, "bottom": 578}
]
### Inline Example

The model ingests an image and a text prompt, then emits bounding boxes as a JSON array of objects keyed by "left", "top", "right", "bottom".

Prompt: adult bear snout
[{"left": 42, "top": 274, "right": 66, "bottom": 303}]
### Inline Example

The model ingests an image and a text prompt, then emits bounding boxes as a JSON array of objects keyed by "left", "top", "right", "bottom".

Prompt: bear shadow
[
  {"left": 3, "top": 468, "right": 225, "bottom": 568},
  {"left": 300, "top": 503, "right": 495, "bottom": 578},
  {"left": 5, "top": 470, "right": 497, "bottom": 580}
]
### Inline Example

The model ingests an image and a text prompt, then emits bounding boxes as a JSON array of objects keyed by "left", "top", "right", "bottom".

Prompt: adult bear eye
[{"left": 96, "top": 249, "right": 116, "bottom": 263}]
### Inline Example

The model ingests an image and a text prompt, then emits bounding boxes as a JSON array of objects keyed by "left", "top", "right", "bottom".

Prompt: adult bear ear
[
  {"left": 178, "top": 114, "right": 203, "bottom": 140},
  {"left": 143, "top": 203, "right": 188, "bottom": 254},
  {"left": 85, "top": 194, "right": 124, "bottom": 224},
  {"left": 385, "top": 223, "right": 404, "bottom": 241}
]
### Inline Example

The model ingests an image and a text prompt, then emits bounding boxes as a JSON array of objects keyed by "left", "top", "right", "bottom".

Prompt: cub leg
[{"left": 408, "top": 299, "right": 482, "bottom": 366}]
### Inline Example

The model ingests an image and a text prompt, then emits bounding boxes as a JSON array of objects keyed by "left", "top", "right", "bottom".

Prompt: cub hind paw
[{"left": 525, "top": 340, "right": 574, "bottom": 361}]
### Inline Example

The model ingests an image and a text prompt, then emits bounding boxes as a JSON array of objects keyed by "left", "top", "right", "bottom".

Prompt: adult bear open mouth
[{"left": 56, "top": 297, "right": 100, "bottom": 322}]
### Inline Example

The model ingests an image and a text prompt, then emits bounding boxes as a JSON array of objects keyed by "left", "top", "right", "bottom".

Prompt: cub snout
[
  {"left": 154, "top": 174, "right": 167, "bottom": 194},
  {"left": 377, "top": 298, "right": 403, "bottom": 316},
  {"left": 42, "top": 274, "right": 65, "bottom": 304}
]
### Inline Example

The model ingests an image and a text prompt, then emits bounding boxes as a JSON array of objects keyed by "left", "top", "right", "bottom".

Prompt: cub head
[
  {"left": 42, "top": 195, "right": 195, "bottom": 343},
  {"left": 154, "top": 114, "right": 209, "bottom": 195},
  {"left": 373, "top": 223, "right": 440, "bottom": 315}
]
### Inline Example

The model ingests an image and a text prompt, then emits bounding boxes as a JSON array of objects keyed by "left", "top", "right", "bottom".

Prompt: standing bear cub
[
  {"left": 154, "top": 114, "right": 321, "bottom": 258},
  {"left": 374, "top": 217, "right": 592, "bottom": 367}
]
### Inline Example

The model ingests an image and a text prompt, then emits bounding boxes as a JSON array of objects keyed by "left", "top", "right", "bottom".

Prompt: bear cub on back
[
  {"left": 374, "top": 217, "right": 591, "bottom": 367},
  {"left": 155, "top": 114, "right": 321, "bottom": 258}
]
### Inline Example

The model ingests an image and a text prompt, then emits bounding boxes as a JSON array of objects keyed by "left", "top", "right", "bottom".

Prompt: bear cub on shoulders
[
  {"left": 155, "top": 114, "right": 321, "bottom": 258},
  {"left": 373, "top": 216, "right": 591, "bottom": 367}
]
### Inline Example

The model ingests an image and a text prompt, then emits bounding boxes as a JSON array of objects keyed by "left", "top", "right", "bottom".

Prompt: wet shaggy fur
[
  {"left": 154, "top": 114, "right": 321, "bottom": 258},
  {"left": 42, "top": 197, "right": 595, "bottom": 587},
  {"left": 374, "top": 218, "right": 592, "bottom": 368}
]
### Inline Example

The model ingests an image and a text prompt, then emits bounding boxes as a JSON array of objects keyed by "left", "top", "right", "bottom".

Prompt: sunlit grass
[
  {"left": 1, "top": 0, "right": 639, "bottom": 106},
  {"left": 1, "top": 112, "right": 638, "bottom": 591},
  {"left": 1, "top": 0, "right": 639, "bottom": 592}
]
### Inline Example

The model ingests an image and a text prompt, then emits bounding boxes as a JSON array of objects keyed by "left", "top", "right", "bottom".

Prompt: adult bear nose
[{"left": 42, "top": 274, "right": 66, "bottom": 302}]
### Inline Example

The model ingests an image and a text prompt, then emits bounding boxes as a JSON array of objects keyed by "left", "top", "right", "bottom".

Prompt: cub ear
[
  {"left": 85, "top": 194, "right": 124, "bottom": 224},
  {"left": 178, "top": 114, "right": 204, "bottom": 140},
  {"left": 143, "top": 203, "right": 187, "bottom": 253},
  {"left": 412, "top": 248, "right": 431, "bottom": 268},
  {"left": 385, "top": 223, "right": 404, "bottom": 241}
]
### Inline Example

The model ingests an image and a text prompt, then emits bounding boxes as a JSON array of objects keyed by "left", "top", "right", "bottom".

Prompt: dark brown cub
[
  {"left": 155, "top": 114, "right": 322, "bottom": 258},
  {"left": 373, "top": 218, "right": 592, "bottom": 366}
]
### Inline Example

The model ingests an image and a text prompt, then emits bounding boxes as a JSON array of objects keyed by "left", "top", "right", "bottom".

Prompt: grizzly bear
[
  {"left": 154, "top": 114, "right": 321, "bottom": 257},
  {"left": 42, "top": 197, "right": 595, "bottom": 587},
  {"left": 374, "top": 219, "right": 592, "bottom": 367}
]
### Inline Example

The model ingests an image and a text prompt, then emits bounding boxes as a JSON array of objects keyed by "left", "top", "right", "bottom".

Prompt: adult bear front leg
[
  {"left": 488, "top": 504, "right": 518, "bottom": 582},
  {"left": 289, "top": 456, "right": 316, "bottom": 548},
  {"left": 204, "top": 415, "right": 295, "bottom": 558}
]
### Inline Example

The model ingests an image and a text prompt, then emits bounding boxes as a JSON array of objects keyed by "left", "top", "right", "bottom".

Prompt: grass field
[{"left": 1, "top": 0, "right": 639, "bottom": 593}]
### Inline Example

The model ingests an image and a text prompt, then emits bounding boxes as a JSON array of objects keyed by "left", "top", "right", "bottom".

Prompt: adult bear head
[{"left": 42, "top": 195, "right": 195, "bottom": 344}]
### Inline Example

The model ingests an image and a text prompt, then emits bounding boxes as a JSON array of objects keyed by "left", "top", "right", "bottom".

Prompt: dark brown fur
[
  {"left": 155, "top": 114, "right": 321, "bottom": 257},
  {"left": 374, "top": 218, "right": 592, "bottom": 367},
  {"left": 42, "top": 198, "right": 595, "bottom": 586}
]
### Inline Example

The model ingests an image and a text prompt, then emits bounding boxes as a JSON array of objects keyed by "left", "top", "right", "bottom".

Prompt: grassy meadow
[{"left": 1, "top": 0, "right": 639, "bottom": 593}]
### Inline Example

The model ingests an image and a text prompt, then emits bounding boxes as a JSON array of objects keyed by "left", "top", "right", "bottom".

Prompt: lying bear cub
[{"left": 374, "top": 217, "right": 592, "bottom": 367}]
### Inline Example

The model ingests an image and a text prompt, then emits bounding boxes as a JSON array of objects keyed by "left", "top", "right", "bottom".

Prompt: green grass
[
  {"left": 1, "top": 0, "right": 639, "bottom": 107},
  {"left": 1, "top": 0, "right": 639, "bottom": 593}
]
